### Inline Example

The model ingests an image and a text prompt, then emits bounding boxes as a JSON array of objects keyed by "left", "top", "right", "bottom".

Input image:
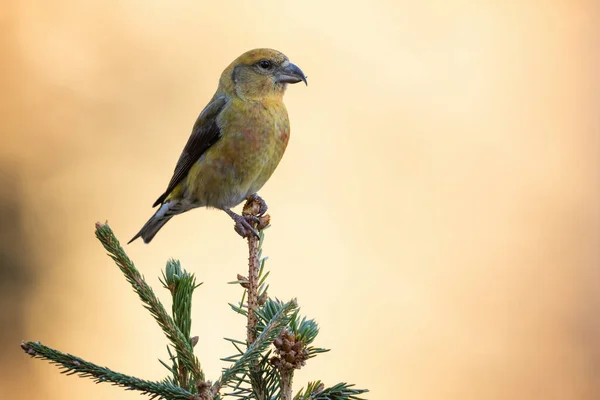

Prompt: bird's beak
[{"left": 276, "top": 62, "right": 307, "bottom": 86}]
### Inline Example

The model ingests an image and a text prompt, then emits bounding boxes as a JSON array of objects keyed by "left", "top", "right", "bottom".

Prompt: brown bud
[
  {"left": 196, "top": 380, "right": 210, "bottom": 393},
  {"left": 242, "top": 199, "right": 261, "bottom": 216},
  {"left": 257, "top": 214, "right": 271, "bottom": 230},
  {"left": 270, "top": 356, "right": 281, "bottom": 368},
  {"left": 258, "top": 291, "right": 268, "bottom": 306},
  {"left": 191, "top": 336, "right": 199, "bottom": 347},
  {"left": 282, "top": 340, "right": 292, "bottom": 352},
  {"left": 236, "top": 274, "right": 250, "bottom": 289}
]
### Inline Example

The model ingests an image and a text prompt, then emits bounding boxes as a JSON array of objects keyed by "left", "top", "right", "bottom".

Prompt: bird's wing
[{"left": 153, "top": 95, "right": 228, "bottom": 207}]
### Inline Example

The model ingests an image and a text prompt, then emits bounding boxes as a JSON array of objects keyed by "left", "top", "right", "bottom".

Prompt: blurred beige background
[{"left": 1, "top": 1, "right": 599, "bottom": 399}]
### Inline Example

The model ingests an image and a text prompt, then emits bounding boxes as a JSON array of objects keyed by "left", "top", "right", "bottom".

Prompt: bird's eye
[{"left": 258, "top": 60, "right": 272, "bottom": 69}]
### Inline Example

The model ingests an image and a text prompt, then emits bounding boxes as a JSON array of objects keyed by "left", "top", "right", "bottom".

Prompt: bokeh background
[{"left": 1, "top": 1, "right": 599, "bottom": 399}]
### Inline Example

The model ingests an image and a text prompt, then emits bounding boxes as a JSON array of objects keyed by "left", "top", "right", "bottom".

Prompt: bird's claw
[
  {"left": 225, "top": 196, "right": 269, "bottom": 239},
  {"left": 230, "top": 213, "right": 260, "bottom": 239}
]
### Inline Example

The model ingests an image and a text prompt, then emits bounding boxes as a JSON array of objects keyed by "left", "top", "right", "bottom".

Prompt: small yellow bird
[{"left": 129, "top": 48, "right": 306, "bottom": 244}]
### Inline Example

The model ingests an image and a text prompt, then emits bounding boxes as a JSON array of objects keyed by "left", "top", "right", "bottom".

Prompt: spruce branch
[
  {"left": 280, "top": 368, "right": 295, "bottom": 400},
  {"left": 160, "top": 259, "right": 203, "bottom": 389},
  {"left": 268, "top": 307, "right": 328, "bottom": 400},
  {"left": 224, "top": 352, "right": 281, "bottom": 400},
  {"left": 241, "top": 196, "right": 271, "bottom": 400},
  {"left": 95, "top": 222, "right": 204, "bottom": 383},
  {"left": 20, "top": 341, "right": 193, "bottom": 400},
  {"left": 21, "top": 203, "right": 369, "bottom": 399},
  {"left": 161, "top": 259, "right": 201, "bottom": 340},
  {"left": 243, "top": 209, "right": 262, "bottom": 345},
  {"left": 294, "top": 381, "right": 369, "bottom": 400},
  {"left": 225, "top": 273, "right": 284, "bottom": 400},
  {"left": 214, "top": 298, "right": 297, "bottom": 393}
]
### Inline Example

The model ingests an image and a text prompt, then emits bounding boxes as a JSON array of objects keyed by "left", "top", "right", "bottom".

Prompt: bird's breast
[{"left": 185, "top": 98, "right": 290, "bottom": 209}]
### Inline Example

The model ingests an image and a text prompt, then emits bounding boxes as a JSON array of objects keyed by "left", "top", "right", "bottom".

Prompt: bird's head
[{"left": 220, "top": 48, "right": 306, "bottom": 102}]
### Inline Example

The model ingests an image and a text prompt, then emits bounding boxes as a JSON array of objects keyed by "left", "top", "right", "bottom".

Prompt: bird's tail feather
[{"left": 128, "top": 203, "right": 177, "bottom": 244}]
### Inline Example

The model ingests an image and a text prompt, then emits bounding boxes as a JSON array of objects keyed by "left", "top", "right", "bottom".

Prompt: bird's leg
[
  {"left": 224, "top": 208, "right": 260, "bottom": 238},
  {"left": 246, "top": 193, "right": 268, "bottom": 216}
]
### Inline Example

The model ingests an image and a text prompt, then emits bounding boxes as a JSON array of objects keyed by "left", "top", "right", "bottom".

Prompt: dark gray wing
[{"left": 153, "top": 95, "right": 227, "bottom": 207}]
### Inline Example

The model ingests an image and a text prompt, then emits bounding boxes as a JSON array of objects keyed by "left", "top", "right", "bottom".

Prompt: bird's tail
[{"left": 128, "top": 203, "right": 177, "bottom": 244}]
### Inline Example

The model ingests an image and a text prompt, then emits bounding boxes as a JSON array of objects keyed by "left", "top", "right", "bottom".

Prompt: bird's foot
[
  {"left": 244, "top": 194, "right": 268, "bottom": 216},
  {"left": 224, "top": 209, "right": 260, "bottom": 239}
]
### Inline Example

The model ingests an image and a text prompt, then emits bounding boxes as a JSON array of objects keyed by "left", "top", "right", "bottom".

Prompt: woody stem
[
  {"left": 280, "top": 368, "right": 294, "bottom": 400},
  {"left": 243, "top": 197, "right": 261, "bottom": 347},
  {"left": 246, "top": 231, "right": 260, "bottom": 345}
]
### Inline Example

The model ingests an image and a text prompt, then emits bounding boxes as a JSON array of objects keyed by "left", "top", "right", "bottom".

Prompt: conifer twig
[
  {"left": 294, "top": 381, "right": 369, "bottom": 400},
  {"left": 20, "top": 341, "right": 193, "bottom": 399},
  {"left": 213, "top": 298, "right": 297, "bottom": 392},
  {"left": 160, "top": 259, "right": 202, "bottom": 390},
  {"left": 21, "top": 210, "right": 369, "bottom": 399},
  {"left": 281, "top": 369, "right": 294, "bottom": 400},
  {"left": 240, "top": 196, "right": 271, "bottom": 345},
  {"left": 239, "top": 196, "right": 271, "bottom": 400},
  {"left": 95, "top": 222, "right": 204, "bottom": 382},
  {"left": 247, "top": 231, "right": 260, "bottom": 345},
  {"left": 241, "top": 198, "right": 267, "bottom": 346}
]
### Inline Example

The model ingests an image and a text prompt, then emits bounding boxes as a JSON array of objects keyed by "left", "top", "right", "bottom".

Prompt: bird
[{"left": 128, "top": 48, "right": 306, "bottom": 244}]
